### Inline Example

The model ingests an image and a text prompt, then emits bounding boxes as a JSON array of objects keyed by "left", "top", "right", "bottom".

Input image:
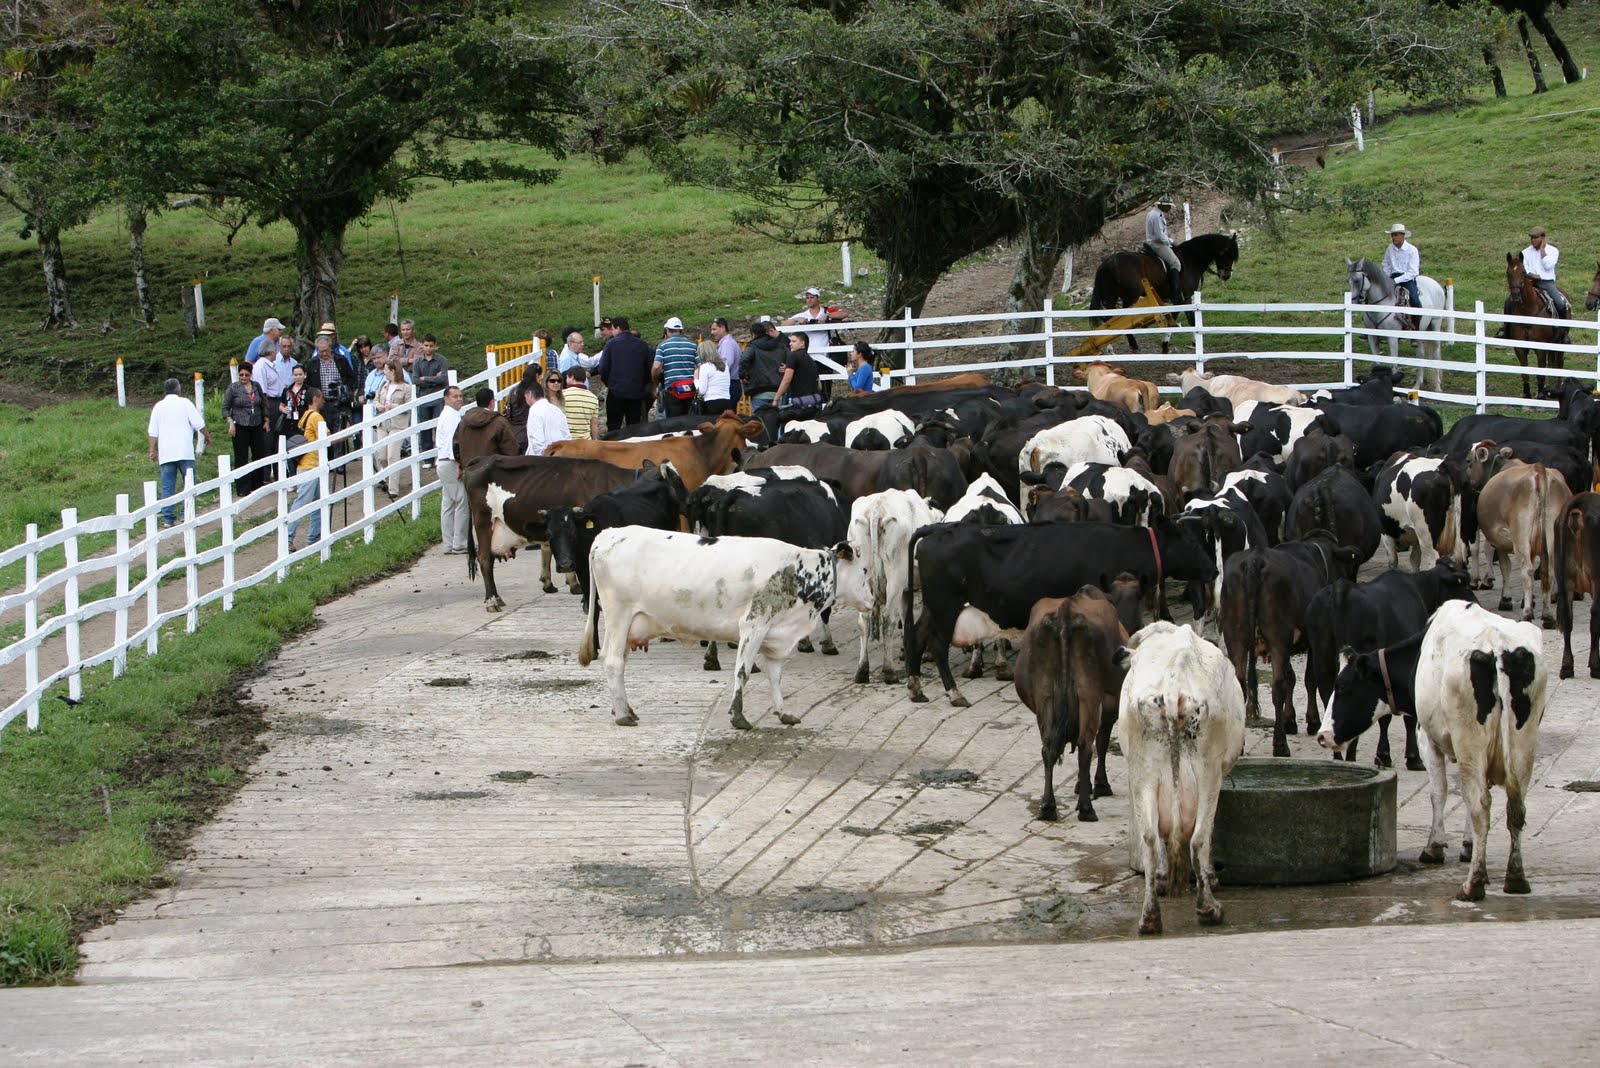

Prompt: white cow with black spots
[
  {"left": 837, "top": 489, "right": 944, "bottom": 684},
  {"left": 1018, "top": 416, "right": 1130, "bottom": 479},
  {"left": 579, "top": 529, "right": 862, "bottom": 729}
]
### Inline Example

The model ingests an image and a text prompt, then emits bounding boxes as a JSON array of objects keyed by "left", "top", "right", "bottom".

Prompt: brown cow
[
  {"left": 882, "top": 371, "right": 991, "bottom": 394},
  {"left": 1555, "top": 491, "right": 1600, "bottom": 679},
  {"left": 546, "top": 410, "right": 763, "bottom": 491},
  {"left": 1168, "top": 414, "right": 1243, "bottom": 504},
  {"left": 1014, "top": 588, "right": 1128, "bottom": 822},
  {"left": 1476, "top": 455, "right": 1570, "bottom": 624},
  {"left": 1145, "top": 404, "right": 1196, "bottom": 426},
  {"left": 1074, "top": 361, "right": 1161, "bottom": 413},
  {"left": 756, "top": 442, "right": 893, "bottom": 502}
]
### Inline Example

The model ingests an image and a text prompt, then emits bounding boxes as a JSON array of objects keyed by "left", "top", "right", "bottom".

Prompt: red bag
[{"left": 668, "top": 379, "right": 697, "bottom": 400}]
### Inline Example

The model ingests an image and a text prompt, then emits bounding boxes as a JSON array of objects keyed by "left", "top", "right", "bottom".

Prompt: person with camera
[
  {"left": 373, "top": 359, "right": 414, "bottom": 500},
  {"left": 310, "top": 326, "right": 361, "bottom": 438}
]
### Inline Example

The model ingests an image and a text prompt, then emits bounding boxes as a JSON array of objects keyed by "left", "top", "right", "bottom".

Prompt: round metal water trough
[{"left": 1128, "top": 758, "right": 1397, "bottom": 884}]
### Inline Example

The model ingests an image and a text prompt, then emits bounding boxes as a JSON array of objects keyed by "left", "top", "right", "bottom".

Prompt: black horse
[{"left": 1088, "top": 232, "right": 1241, "bottom": 353}]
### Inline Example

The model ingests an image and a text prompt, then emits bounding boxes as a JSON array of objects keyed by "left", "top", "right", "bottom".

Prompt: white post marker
[
  {"left": 592, "top": 274, "right": 602, "bottom": 334},
  {"left": 193, "top": 371, "right": 205, "bottom": 412},
  {"left": 144, "top": 481, "right": 160, "bottom": 655},
  {"left": 229, "top": 358, "right": 239, "bottom": 385},
  {"left": 841, "top": 241, "right": 852, "bottom": 288},
  {"left": 1060, "top": 248, "right": 1074, "bottom": 293},
  {"left": 317, "top": 439, "right": 332, "bottom": 563},
  {"left": 1351, "top": 105, "right": 1364, "bottom": 152},
  {"left": 1367, "top": 87, "right": 1376, "bottom": 126},
  {"left": 1445, "top": 278, "right": 1457, "bottom": 339},
  {"left": 903, "top": 306, "right": 917, "bottom": 387},
  {"left": 1182, "top": 200, "right": 1193, "bottom": 241},
  {"left": 1192, "top": 291, "right": 1206, "bottom": 376},
  {"left": 1593, "top": 306, "right": 1600, "bottom": 392},
  {"left": 192, "top": 277, "right": 205, "bottom": 330},
  {"left": 409, "top": 401, "right": 422, "bottom": 521},
  {"left": 183, "top": 469, "right": 199, "bottom": 633},
  {"left": 1043, "top": 297, "right": 1057, "bottom": 387},
  {"left": 219, "top": 456, "right": 235, "bottom": 611},
  {"left": 1270, "top": 147, "right": 1282, "bottom": 199},
  {"left": 1474, "top": 299, "right": 1488, "bottom": 414},
  {"left": 390, "top": 290, "right": 400, "bottom": 325},
  {"left": 23, "top": 522, "right": 40, "bottom": 729},
  {"left": 116, "top": 358, "right": 127, "bottom": 408},
  {"left": 484, "top": 347, "right": 496, "bottom": 385},
  {"left": 113, "top": 493, "right": 130, "bottom": 679}
]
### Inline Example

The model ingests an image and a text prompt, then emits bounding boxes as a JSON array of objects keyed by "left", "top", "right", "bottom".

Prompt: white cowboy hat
[{"left": 1386, "top": 223, "right": 1409, "bottom": 235}]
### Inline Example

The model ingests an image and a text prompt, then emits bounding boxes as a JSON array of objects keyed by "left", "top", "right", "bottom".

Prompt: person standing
[
  {"left": 363, "top": 347, "right": 408, "bottom": 404},
  {"left": 147, "top": 377, "right": 212, "bottom": 527},
  {"left": 285, "top": 390, "right": 326, "bottom": 551},
  {"left": 373, "top": 360, "right": 414, "bottom": 500},
  {"left": 244, "top": 316, "right": 286, "bottom": 364},
  {"left": 454, "top": 386, "right": 520, "bottom": 467},
  {"left": 773, "top": 331, "right": 823, "bottom": 410},
  {"left": 310, "top": 327, "right": 361, "bottom": 437},
  {"left": 556, "top": 327, "right": 599, "bottom": 374},
  {"left": 524, "top": 379, "right": 574, "bottom": 457},
  {"left": 388, "top": 319, "right": 425, "bottom": 371},
  {"left": 653, "top": 316, "right": 700, "bottom": 417},
  {"left": 1382, "top": 223, "right": 1422, "bottom": 329},
  {"left": 1521, "top": 226, "right": 1572, "bottom": 342},
  {"left": 1145, "top": 197, "right": 1185, "bottom": 304},
  {"left": 255, "top": 335, "right": 296, "bottom": 455},
  {"left": 741, "top": 317, "right": 788, "bottom": 409},
  {"left": 436, "top": 385, "right": 469, "bottom": 554},
  {"left": 711, "top": 317, "right": 742, "bottom": 405},
  {"left": 594, "top": 314, "right": 654, "bottom": 431},
  {"left": 561, "top": 366, "right": 601, "bottom": 440},
  {"left": 848, "top": 341, "right": 877, "bottom": 394},
  {"left": 506, "top": 364, "right": 541, "bottom": 451},
  {"left": 413, "top": 334, "right": 451, "bottom": 462},
  {"left": 696, "top": 342, "right": 733, "bottom": 417},
  {"left": 222, "top": 361, "right": 269, "bottom": 494},
  {"left": 787, "top": 287, "right": 845, "bottom": 359}
]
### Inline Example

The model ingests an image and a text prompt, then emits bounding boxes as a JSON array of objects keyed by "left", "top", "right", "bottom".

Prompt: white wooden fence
[{"left": 5, "top": 295, "right": 1600, "bottom": 741}]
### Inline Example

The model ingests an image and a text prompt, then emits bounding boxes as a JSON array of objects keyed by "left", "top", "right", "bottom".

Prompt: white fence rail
[{"left": 5, "top": 295, "right": 1600, "bottom": 740}]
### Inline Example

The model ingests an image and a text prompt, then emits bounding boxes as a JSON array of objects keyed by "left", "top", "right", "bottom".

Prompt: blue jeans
[
  {"left": 159, "top": 459, "right": 196, "bottom": 526},
  {"left": 286, "top": 472, "right": 322, "bottom": 546}
]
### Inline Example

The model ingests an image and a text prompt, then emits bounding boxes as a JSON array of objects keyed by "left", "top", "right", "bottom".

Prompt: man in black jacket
[
  {"left": 595, "top": 315, "right": 654, "bottom": 431},
  {"left": 741, "top": 317, "right": 788, "bottom": 409}
]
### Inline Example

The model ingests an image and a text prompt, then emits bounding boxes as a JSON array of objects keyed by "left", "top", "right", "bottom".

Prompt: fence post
[
  {"left": 390, "top": 290, "right": 400, "bottom": 325},
  {"left": 113, "top": 494, "right": 131, "bottom": 679},
  {"left": 192, "top": 277, "right": 206, "bottom": 330},
  {"left": 116, "top": 358, "right": 127, "bottom": 408},
  {"left": 592, "top": 275, "right": 602, "bottom": 334},
  {"left": 144, "top": 481, "right": 160, "bottom": 654},
  {"left": 218, "top": 456, "right": 236, "bottom": 611},
  {"left": 1182, "top": 199, "right": 1193, "bottom": 240},
  {"left": 409, "top": 401, "right": 423, "bottom": 521},
  {"left": 60, "top": 508, "right": 82, "bottom": 701},
  {"left": 1350, "top": 104, "right": 1364, "bottom": 151},
  {"left": 183, "top": 468, "right": 199, "bottom": 633},
  {"left": 903, "top": 307, "right": 917, "bottom": 386},
  {"left": 1445, "top": 278, "right": 1456, "bottom": 339},
  {"left": 1192, "top": 291, "right": 1206, "bottom": 376},
  {"left": 841, "top": 241, "right": 852, "bottom": 288},
  {"left": 1594, "top": 306, "right": 1600, "bottom": 391},
  {"left": 194, "top": 371, "right": 205, "bottom": 412},
  {"left": 362, "top": 401, "right": 377, "bottom": 543},
  {"left": 23, "top": 522, "right": 40, "bottom": 729},
  {"left": 1342, "top": 294, "right": 1356, "bottom": 387},
  {"left": 276, "top": 436, "right": 291, "bottom": 581},
  {"left": 1474, "top": 300, "right": 1488, "bottom": 414},
  {"left": 318, "top": 437, "right": 333, "bottom": 563},
  {"left": 485, "top": 347, "right": 497, "bottom": 386},
  {"left": 1043, "top": 297, "right": 1057, "bottom": 387}
]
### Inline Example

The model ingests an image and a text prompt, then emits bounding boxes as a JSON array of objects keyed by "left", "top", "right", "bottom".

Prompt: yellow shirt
[
  {"left": 561, "top": 386, "right": 600, "bottom": 440},
  {"left": 297, "top": 410, "right": 326, "bottom": 471}
]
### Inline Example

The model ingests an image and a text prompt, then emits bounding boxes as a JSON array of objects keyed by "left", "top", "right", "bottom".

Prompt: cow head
[
  {"left": 1423, "top": 560, "right": 1478, "bottom": 608},
  {"left": 1318, "top": 646, "right": 1385, "bottom": 754},
  {"left": 659, "top": 461, "right": 692, "bottom": 513},
  {"left": 546, "top": 506, "right": 584, "bottom": 575},
  {"left": 829, "top": 539, "right": 873, "bottom": 614}
]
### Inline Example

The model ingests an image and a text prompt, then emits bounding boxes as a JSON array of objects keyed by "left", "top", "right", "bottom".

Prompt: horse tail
[{"left": 1089, "top": 260, "right": 1119, "bottom": 313}]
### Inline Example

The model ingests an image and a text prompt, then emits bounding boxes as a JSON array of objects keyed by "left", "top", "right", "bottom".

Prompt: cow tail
[
  {"left": 578, "top": 560, "right": 601, "bottom": 667},
  {"left": 466, "top": 512, "right": 479, "bottom": 580},
  {"left": 1556, "top": 503, "right": 1578, "bottom": 636},
  {"left": 903, "top": 526, "right": 931, "bottom": 683},
  {"left": 1244, "top": 555, "right": 1263, "bottom": 711},
  {"left": 1533, "top": 466, "right": 1549, "bottom": 585},
  {"left": 1045, "top": 617, "right": 1079, "bottom": 769}
]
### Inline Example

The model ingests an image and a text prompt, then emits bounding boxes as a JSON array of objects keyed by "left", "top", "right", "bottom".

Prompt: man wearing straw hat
[{"left": 1382, "top": 223, "right": 1421, "bottom": 330}]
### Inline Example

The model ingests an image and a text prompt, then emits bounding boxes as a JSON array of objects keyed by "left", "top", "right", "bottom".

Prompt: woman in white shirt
[{"left": 696, "top": 340, "right": 733, "bottom": 418}]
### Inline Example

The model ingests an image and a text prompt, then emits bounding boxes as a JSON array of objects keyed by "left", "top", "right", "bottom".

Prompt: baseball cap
[
  {"left": 599, "top": 316, "right": 615, "bottom": 328},
  {"left": 803, "top": 286, "right": 821, "bottom": 297},
  {"left": 663, "top": 316, "right": 684, "bottom": 330},
  {"left": 262, "top": 317, "right": 286, "bottom": 332}
]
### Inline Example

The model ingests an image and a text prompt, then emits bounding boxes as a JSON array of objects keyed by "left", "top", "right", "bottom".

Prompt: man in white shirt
[
  {"left": 1382, "top": 223, "right": 1422, "bottom": 329},
  {"left": 1521, "top": 226, "right": 1571, "bottom": 341},
  {"left": 1145, "top": 197, "right": 1184, "bottom": 304},
  {"left": 147, "top": 377, "right": 213, "bottom": 527},
  {"left": 786, "top": 286, "right": 845, "bottom": 361},
  {"left": 435, "top": 385, "right": 469, "bottom": 554},
  {"left": 524, "top": 380, "right": 573, "bottom": 457}
]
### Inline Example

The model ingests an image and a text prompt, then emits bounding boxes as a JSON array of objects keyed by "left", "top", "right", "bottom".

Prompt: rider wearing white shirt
[
  {"left": 1521, "top": 227, "right": 1570, "bottom": 339},
  {"left": 1382, "top": 223, "right": 1421, "bottom": 328}
]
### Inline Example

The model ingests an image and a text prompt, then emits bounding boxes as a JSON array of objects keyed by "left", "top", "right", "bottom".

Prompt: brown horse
[
  {"left": 1585, "top": 259, "right": 1600, "bottom": 313},
  {"left": 1089, "top": 233, "right": 1240, "bottom": 353},
  {"left": 1503, "top": 252, "right": 1565, "bottom": 399}
]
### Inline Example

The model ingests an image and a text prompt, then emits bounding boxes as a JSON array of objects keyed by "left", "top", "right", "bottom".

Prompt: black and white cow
[
  {"left": 1372, "top": 454, "right": 1463, "bottom": 570},
  {"left": 944, "top": 472, "right": 1026, "bottom": 526},
  {"left": 844, "top": 409, "right": 916, "bottom": 450},
  {"left": 1233, "top": 402, "right": 1333, "bottom": 463},
  {"left": 547, "top": 474, "right": 682, "bottom": 601},
  {"left": 1034, "top": 461, "right": 1165, "bottom": 525},
  {"left": 838, "top": 489, "right": 944, "bottom": 684}
]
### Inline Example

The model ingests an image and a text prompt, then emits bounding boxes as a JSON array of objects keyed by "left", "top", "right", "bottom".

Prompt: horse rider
[
  {"left": 1382, "top": 223, "right": 1421, "bottom": 330},
  {"left": 1521, "top": 226, "right": 1572, "bottom": 343},
  {"left": 1144, "top": 196, "right": 1185, "bottom": 304}
]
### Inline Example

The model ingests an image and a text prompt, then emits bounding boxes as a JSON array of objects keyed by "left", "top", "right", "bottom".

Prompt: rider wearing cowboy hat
[
  {"left": 1145, "top": 197, "right": 1186, "bottom": 305},
  {"left": 1382, "top": 223, "right": 1421, "bottom": 329},
  {"left": 1521, "top": 226, "right": 1572, "bottom": 343}
]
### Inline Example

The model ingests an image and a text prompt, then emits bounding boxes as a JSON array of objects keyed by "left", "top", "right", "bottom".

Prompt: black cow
[
  {"left": 878, "top": 434, "right": 969, "bottom": 510},
  {"left": 1311, "top": 365, "right": 1407, "bottom": 406},
  {"left": 1176, "top": 484, "right": 1271, "bottom": 625},
  {"left": 1434, "top": 400, "right": 1600, "bottom": 475},
  {"left": 904, "top": 519, "right": 1217, "bottom": 706},
  {"left": 1304, "top": 562, "right": 1477, "bottom": 769},
  {"left": 1220, "top": 532, "right": 1362, "bottom": 757},
  {"left": 1313, "top": 402, "right": 1442, "bottom": 470},
  {"left": 1285, "top": 431, "right": 1357, "bottom": 491},
  {"left": 1226, "top": 460, "right": 1293, "bottom": 545},
  {"left": 547, "top": 474, "right": 680, "bottom": 602},
  {"left": 1285, "top": 465, "right": 1384, "bottom": 563},
  {"left": 1179, "top": 386, "right": 1233, "bottom": 420}
]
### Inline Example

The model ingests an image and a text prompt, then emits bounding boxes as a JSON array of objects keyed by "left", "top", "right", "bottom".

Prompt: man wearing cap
[
  {"left": 1145, "top": 197, "right": 1185, "bottom": 304},
  {"left": 245, "top": 317, "right": 286, "bottom": 363},
  {"left": 594, "top": 315, "right": 654, "bottom": 431},
  {"left": 741, "top": 317, "right": 788, "bottom": 409},
  {"left": 1382, "top": 223, "right": 1422, "bottom": 329},
  {"left": 1521, "top": 227, "right": 1572, "bottom": 342},
  {"left": 787, "top": 287, "right": 844, "bottom": 359},
  {"left": 653, "top": 317, "right": 700, "bottom": 417}
]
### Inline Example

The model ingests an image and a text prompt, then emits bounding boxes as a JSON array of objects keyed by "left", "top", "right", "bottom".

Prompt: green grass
[{"left": 0, "top": 499, "right": 439, "bottom": 985}]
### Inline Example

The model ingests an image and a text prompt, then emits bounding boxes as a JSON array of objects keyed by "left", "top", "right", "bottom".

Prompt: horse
[
  {"left": 1345, "top": 257, "right": 1447, "bottom": 392},
  {"left": 1503, "top": 252, "right": 1565, "bottom": 400},
  {"left": 1585, "top": 259, "right": 1600, "bottom": 313},
  {"left": 1089, "top": 232, "right": 1240, "bottom": 354}
]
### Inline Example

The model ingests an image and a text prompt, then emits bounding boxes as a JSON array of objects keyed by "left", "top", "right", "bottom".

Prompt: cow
[
  {"left": 1284, "top": 465, "right": 1383, "bottom": 563},
  {"left": 1029, "top": 462, "right": 1164, "bottom": 525},
  {"left": 1434, "top": 404, "right": 1599, "bottom": 487},
  {"left": 1310, "top": 402, "right": 1442, "bottom": 470},
  {"left": 904, "top": 519, "right": 1217, "bottom": 705},
  {"left": 1167, "top": 414, "right": 1243, "bottom": 503},
  {"left": 1476, "top": 457, "right": 1570, "bottom": 623},
  {"left": 944, "top": 472, "right": 1025, "bottom": 525},
  {"left": 1014, "top": 588, "right": 1128, "bottom": 822},
  {"left": 838, "top": 490, "right": 945, "bottom": 685},
  {"left": 844, "top": 409, "right": 916, "bottom": 450},
  {"left": 755, "top": 442, "right": 894, "bottom": 502},
  {"left": 1555, "top": 491, "right": 1600, "bottom": 679},
  {"left": 1018, "top": 415, "right": 1129, "bottom": 479},
  {"left": 1029, "top": 485, "right": 1119, "bottom": 525},
  {"left": 1117, "top": 621, "right": 1245, "bottom": 935},
  {"left": 1284, "top": 431, "right": 1357, "bottom": 492},
  {"left": 1372, "top": 454, "right": 1463, "bottom": 570},
  {"left": 878, "top": 432, "right": 969, "bottom": 510},
  {"left": 463, "top": 455, "right": 638, "bottom": 611},
  {"left": 778, "top": 418, "right": 836, "bottom": 445},
  {"left": 1179, "top": 386, "right": 1233, "bottom": 420},
  {"left": 1167, "top": 367, "right": 1306, "bottom": 408},
  {"left": 1146, "top": 404, "right": 1197, "bottom": 426},
  {"left": 1309, "top": 364, "right": 1407, "bottom": 406},
  {"left": 579, "top": 529, "right": 860, "bottom": 729},
  {"left": 548, "top": 411, "right": 765, "bottom": 490},
  {"left": 1234, "top": 402, "right": 1333, "bottom": 463},
  {"left": 1464, "top": 438, "right": 1589, "bottom": 512},
  {"left": 1220, "top": 532, "right": 1362, "bottom": 756},
  {"left": 1319, "top": 601, "right": 1547, "bottom": 902},
  {"left": 1303, "top": 561, "right": 1477, "bottom": 769},
  {"left": 1221, "top": 464, "right": 1291, "bottom": 545},
  {"left": 546, "top": 473, "right": 681, "bottom": 602},
  {"left": 1073, "top": 361, "right": 1160, "bottom": 413},
  {"left": 1177, "top": 485, "right": 1271, "bottom": 629}
]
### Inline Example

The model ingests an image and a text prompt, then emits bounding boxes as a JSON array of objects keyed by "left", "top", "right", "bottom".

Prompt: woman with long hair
[
  {"left": 373, "top": 360, "right": 414, "bottom": 499},
  {"left": 696, "top": 339, "right": 733, "bottom": 417}
]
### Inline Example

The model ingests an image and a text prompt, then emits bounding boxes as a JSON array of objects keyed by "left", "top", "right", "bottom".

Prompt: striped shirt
[
  {"left": 655, "top": 335, "right": 699, "bottom": 386},
  {"left": 561, "top": 386, "right": 600, "bottom": 439}
]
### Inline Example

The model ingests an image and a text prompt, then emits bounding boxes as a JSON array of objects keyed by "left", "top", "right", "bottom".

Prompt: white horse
[{"left": 1346, "top": 257, "right": 1447, "bottom": 392}]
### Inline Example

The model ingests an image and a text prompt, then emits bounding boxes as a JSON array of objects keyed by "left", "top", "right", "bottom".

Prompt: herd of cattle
[{"left": 458, "top": 362, "right": 1599, "bottom": 934}]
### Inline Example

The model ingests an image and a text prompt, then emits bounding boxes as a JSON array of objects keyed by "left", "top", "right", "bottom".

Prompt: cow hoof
[
  {"left": 1419, "top": 843, "right": 1445, "bottom": 864},
  {"left": 569, "top": 586, "right": 584, "bottom": 596},
  {"left": 730, "top": 712, "right": 753, "bottom": 731},
  {"left": 1497, "top": 596, "right": 1512, "bottom": 611},
  {"left": 1077, "top": 806, "right": 1099, "bottom": 823},
  {"left": 1272, "top": 741, "right": 1291, "bottom": 758},
  {"left": 909, "top": 690, "right": 928, "bottom": 704},
  {"left": 1504, "top": 873, "right": 1532, "bottom": 895},
  {"left": 1284, "top": 719, "right": 1299, "bottom": 736},
  {"left": 1196, "top": 904, "right": 1225, "bottom": 927},
  {"left": 1038, "top": 803, "right": 1059, "bottom": 822},
  {"left": 543, "top": 583, "right": 558, "bottom": 594},
  {"left": 797, "top": 639, "right": 815, "bottom": 654},
  {"left": 613, "top": 712, "right": 639, "bottom": 727},
  {"left": 703, "top": 654, "right": 721, "bottom": 671},
  {"left": 1542, "top": 615, "right": 1556, "bottom": 629},
  {"left": 820, "top": 642, "right": 839, "bottom": 657},
  {"left": 485, "top": 602, "right": 502, "bottom": 614},
  {"left": 880, "top": 668, "right": 899, "bottom": 685},
  {"left": 1245, "top": 716, "right": 1273, "bottom": 729},
  {"left": 1138, "top": 912, "right": 1163, "bottom": 936},
  {"left": 778, "top": 712, "right": 801, "bottom": 726},
  {"left": 963, "top": 663, "right": 985, "bottom": 680},
  {"left": 854, "top": 665, "right": 870, "bottom": 685},
  {"left": 1374, "top": 753, "right": 1393, "bottom": 769},
  {"left": 948, "top": 691, "right": 970, "bottom": 708},
  {"left": 1459, "top": 843, "right": 1473, "bottom": 863},
  {"left": 1406, "top": 757, "right": 1426, "bottom": 772},
  {"left": 1305, "top": 716, "right": 1321, "bottom": 735},
  {"left": 1559, "top": 663, "right": 1574, "bottom": 679},
  {"left": 1456, "top": 882, "right": 1486, "bottom": 903},
  {"left": 1093, "top": 782, "right": 1113, "bottom": 799},
  {"left": 995, "top": 664, "right": 1014, "bottom": 682}
]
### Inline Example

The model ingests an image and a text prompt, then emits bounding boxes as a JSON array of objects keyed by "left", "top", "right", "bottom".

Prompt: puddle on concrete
[
  {"left": 699, "top": 727, "right": 818, "bottom": 762},
  {"left": 1016, "top": 893, "right": 1090, "bottom": 926},
  {"left": 910, "top": 768, "right": 979, "bottom": 788},
  {"left": 281, "top": 716, "right": 364, "bottom": 737},
  {"left": 411, "top": 789, "right": 494, "bottom": 801},
  {"left": 532, "top": 678, "right": 593, "bottom": 691},
  {"left": 491, "top": 771, "right": 546, "bottom": 783},
  {"left": 840, "top": 825, "right": 888, "bottom": 837},
  {"left": 901, "top": 819, "right": 963, "bottom": 838},
  {"left": 572, "top": 862, "right": 668, "bottom": 890},
  {"left": 1563, "top": 780, "right": 1600, "bottom": 793},
  {"left": 494, "top": 649, "right": 553, "bottom": 661},
  {"left": 426, "top": 677, "right": 471, "bottom": 688},
  {"left": 782, "top": 889, "right": 873, "bottom": 914}
]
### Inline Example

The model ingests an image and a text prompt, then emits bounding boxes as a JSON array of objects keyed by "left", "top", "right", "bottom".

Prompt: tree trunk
[
  {"left": 1484, "top": 47, "right": 1507, "bottom": 97},
  {"left": 1527, "top": 6, "right": 1581, "bottom": 84},
  {"left": 128, "top": 202, "right": 155, "bottom": 327},
  {"left": 875, "top": 256, "right": 945, "bottom": 362},
  {"left": 37, "top": 224, "right": 76, "bottom": 329},
  {"left": 1519, "top": 17, "right": 1548, "bottom": 93},
  {"left": 290, "top": 220, "right": 346, "bottom": 337},
  {"left": 1000, "top": 219, "right": 1065, "bottom": 366}
]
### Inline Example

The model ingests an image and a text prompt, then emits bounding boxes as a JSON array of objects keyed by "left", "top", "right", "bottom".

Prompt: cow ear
[
  {"left": 1019, "top": 469, "right": 1046, "bottom": 485},
  {"left": 1498, "top": 447, "right": 1514, "bottom": 460},
  {"left": 833, "top": 541, "right": 854, "bottom": 562},
  {"left": 1232, "top": 421, "right": 1252, "bottom": 435},
  {"left": 1114, "top": 645, "right": 1134, "bottom": 670}
]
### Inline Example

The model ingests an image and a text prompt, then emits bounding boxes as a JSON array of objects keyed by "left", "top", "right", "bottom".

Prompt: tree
[
  {"left": 571, "top": 0, "right": 1494, "bottom": 350},
  {"left": 1494, "top": 0, "right": 1582, "bottom": 86},
  {"left": 94, "top": 0, "right": 575, "bottom": 335}
]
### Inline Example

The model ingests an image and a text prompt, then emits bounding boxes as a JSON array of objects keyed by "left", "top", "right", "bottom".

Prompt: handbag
[{"left": 668, "top": 379, "right": 697, "bottom": 400}]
